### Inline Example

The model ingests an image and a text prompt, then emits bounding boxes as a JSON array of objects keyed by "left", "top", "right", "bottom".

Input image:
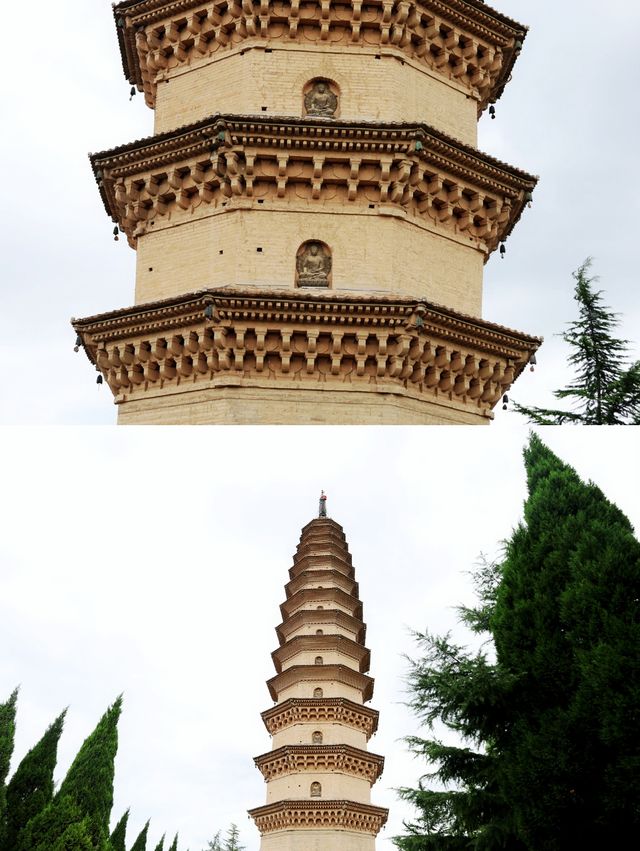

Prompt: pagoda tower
[
  {"left": 249, "top": 498, "right": 388, "bottom": 849},
  {"left": 73, "top": 0, "right": 541, "bottom": 424}
]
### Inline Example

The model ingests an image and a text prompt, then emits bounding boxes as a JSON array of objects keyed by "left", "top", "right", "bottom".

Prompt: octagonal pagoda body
[
  {"left": 249, "top": 515, "right": 388, "bottom": 850},
  {"left": 74, "top": 0, "right": 541, "bottom": 424}
]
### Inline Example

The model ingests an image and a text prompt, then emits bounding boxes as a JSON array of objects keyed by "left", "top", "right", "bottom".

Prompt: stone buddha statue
[
  {"left": 297, "top": 242, "right": 331, "bottom": 287},
  {"left": 304, "top": 81, "right": 338, "bottom": 118}
]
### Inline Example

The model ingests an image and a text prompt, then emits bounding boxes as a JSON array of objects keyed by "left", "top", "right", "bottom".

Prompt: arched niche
[
  {"left": 303, "top": 78, "right": 339, "bottom": 118},
  {"left": 295, "top": 241, "right": 332, "bottom": 288},
  {"left": 310, "top": 781, "right": 322, "bottom": 798}
]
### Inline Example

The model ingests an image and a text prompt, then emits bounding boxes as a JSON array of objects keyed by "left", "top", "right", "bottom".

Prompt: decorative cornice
[
  {"left": 280, "top": 587, "right": 363, "bottom": 622},
  {"left": 271, "top": 634, "right": 370, "bottom": 675},
  {"left": 248, "top": 798, "right": 389, "bottom": 835},
  {"left": 289, "top": 556, "right": 355, "bottom": 583},
  {"left": 276, "top": 610, "right": 367, "bottom": 647},
  {"left": 266, "top": 664, "right": 375, "bottom": 702},
  {"left": 254, "top": 743, "right": 385, "bottom": 784},
  {"left": 71, "top": 286, "right": 541, "bottom": 418},
  {"left": 292, "top": 543, "right": 353, "bottom": 573},
  {"left": 90, "top": 113, "right": 536, "bottom": 256},
  {"left": 113, "top": 0, "right": 526, "bottom": 114},
  {"left": 261, "top": 697, "right": 379, "bottom": 738},
  {"left": 285, "top": 569, "right": 358, "bottom": 599}
]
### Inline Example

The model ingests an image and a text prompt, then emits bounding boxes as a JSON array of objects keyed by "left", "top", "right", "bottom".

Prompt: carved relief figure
[
  {"left": 296, "top": 242, "right": 331, "bottom": 287},
  {"left": 310, "top": 782, "right": 322, "bottom": 797},
  {"left": 304, "top": 81, "right": 338, "bottom": 117},
  {"left": 312, "top": 731, "right": 323, "bottom": 744}
]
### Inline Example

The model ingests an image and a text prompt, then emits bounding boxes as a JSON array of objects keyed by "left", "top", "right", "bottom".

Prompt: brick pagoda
[{"left": 249, "top": 497, "right": 388, "bottom": 849}]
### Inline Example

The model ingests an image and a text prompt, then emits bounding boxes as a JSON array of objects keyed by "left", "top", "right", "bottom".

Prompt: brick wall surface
[
  {"left": 154, "top": 44, "right": 477, "bottom": 145},
  {"left": 135, "top": 207, "right": 484, "bottom": 316}
]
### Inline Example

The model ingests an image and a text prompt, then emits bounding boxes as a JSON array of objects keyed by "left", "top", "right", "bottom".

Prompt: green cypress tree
[
  {"left": 490, "top": 434, "right": 640, "bottom": 847},
  {"left": 129, "top": 820, "right": 149, "bottom": 851},
  {"left": 514, "top": 259, "right": 640, "bottom": 423},
  {"left": 2, "top": 710, "right": 66, "bottom": 851},
  {"left": 19, "top": 698, "right": 122, "bottom": 851},
  {"left": 0, "top": 689, "right": 18, "bottom": 849},
  {"left": 56, "top": 696, "right": 122, "bottom": 848},
  {"left": 110, "top": 809, "right": 130, "bottom": 851},
  {"left": 153, "top": 834, "right": 165, "bottom": 851},
  {"left": 167, "top": 834, "right": 179, "bottom": 851},
  {"left": 396, "top": 434, "right": 640, "bottom": 849}
]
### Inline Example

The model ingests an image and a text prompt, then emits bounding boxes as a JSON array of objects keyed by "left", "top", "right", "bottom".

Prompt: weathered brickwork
[
  {"left": 135, "top": 208, "right": 485, "bottom": 316},
  {"left": 154, "top": 44, "right": 478, "bottom": 144}
]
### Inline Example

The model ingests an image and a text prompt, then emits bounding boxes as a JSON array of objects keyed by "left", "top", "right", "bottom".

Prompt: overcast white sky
[
  {"left": 1, "top": 0, "right": 639, "bottom": 424},
  {"left": 1, "top": 426, "right": 638, "bottom": 850}
]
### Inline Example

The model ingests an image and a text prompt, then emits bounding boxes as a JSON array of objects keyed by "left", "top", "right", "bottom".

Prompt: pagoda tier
[
  {"left": 88, "top": 113, "right": 537, "bottom": 317},
  {"left": 114, "top": 0, "right": 526, "bottom": 131},
  {"left": 261, "top": 698, "right": 379, "bottom": 740},
  {"left": 249, "top": 516, "right": 388, "bottom": 849},
  {"left": 71, "top": 287, "right": 540, "bottom": 424}
]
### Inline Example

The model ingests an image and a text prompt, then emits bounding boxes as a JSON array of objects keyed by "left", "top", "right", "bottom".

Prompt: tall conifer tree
[
  {"left": 110, "top": 809, "right": 130, "bottom": 851},
  {"left": 0, "top": 689, "right": 18, "bottom": 849},
  {"left": 19, "top": 697, "right": 122, "bottom": 851},
  {"left": 1, "top": 710, "right": 66, "bottom": 851},
  {"left": 130, "top": 819, "right": 149, "bottom": 851},
  {"left": 153, "top": 834, "right": 165, "bottom": 851},
  {"left": 396, "top": 435, "right": 640, "bottom": 849},
  {"left": 223, "top": 824, "right": 244, "bottom": 851},
  {"left": 56, "top": 696, "right": 122, "bottom": 848},
  {"left": 167, "top": 834, "right": 179, "bottom": 851},
  {"left": 514, "top": 259, "right": 640, "bottom": 423}
]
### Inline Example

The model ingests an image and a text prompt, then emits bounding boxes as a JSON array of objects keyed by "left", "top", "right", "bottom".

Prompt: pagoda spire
[
  {"left": 318, "top": 491, "right": 327, "bottom": 518},
  {"left": 249, "top": 518, "right": 388, "bottom": 849}
]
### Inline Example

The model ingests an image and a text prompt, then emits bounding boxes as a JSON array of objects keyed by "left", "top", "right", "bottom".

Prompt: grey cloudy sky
[
  {"left": 1, "top": 0, "right": 640, "bottom": 424},
  {"left": 1, "top": 426, "right": 639, "bottom": 850}
]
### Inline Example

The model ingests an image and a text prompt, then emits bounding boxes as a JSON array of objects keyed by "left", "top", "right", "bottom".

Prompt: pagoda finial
[{"left": 318, "top": 490, "right": 327, "bottom": 518}]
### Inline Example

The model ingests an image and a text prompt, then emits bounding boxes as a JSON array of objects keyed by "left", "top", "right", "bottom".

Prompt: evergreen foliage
[
  {"left": 2, "top": 697, "right": 178, "bottom": 851},
  {"left": 204, "top": 830, "right": 222, "bottom": 851},
  {"left": 110, "top": 810, "right": 130, "bottom": 851},
  {"left": 57, "top": 695, "right": 122, "bottom": 849},
  {"left": 48, "top": 816, "right": 95, "bottom": 851},
  {"left": 514, "top": 259, "right": 640, "bottom": 424},
  {"left": 2, "top": 710, "right": 66, "bottom": 851},
  {"left": 130, "top": 820, "right": 150, "bottom": 851},
  {"left": 167, "top": 834, "right": 179, "bottom": 851},
  {"left": 0, "top": 689, "right": 18, "bottom": 849},
  {"left": 223, "top": 824, "right": 244, "bottom": 851},
  {"left": 17, "top": 793, "right": 91, "bottom": 851},
  {"left": 396, "top": 434, "right": 640, "bottom": 850}
]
